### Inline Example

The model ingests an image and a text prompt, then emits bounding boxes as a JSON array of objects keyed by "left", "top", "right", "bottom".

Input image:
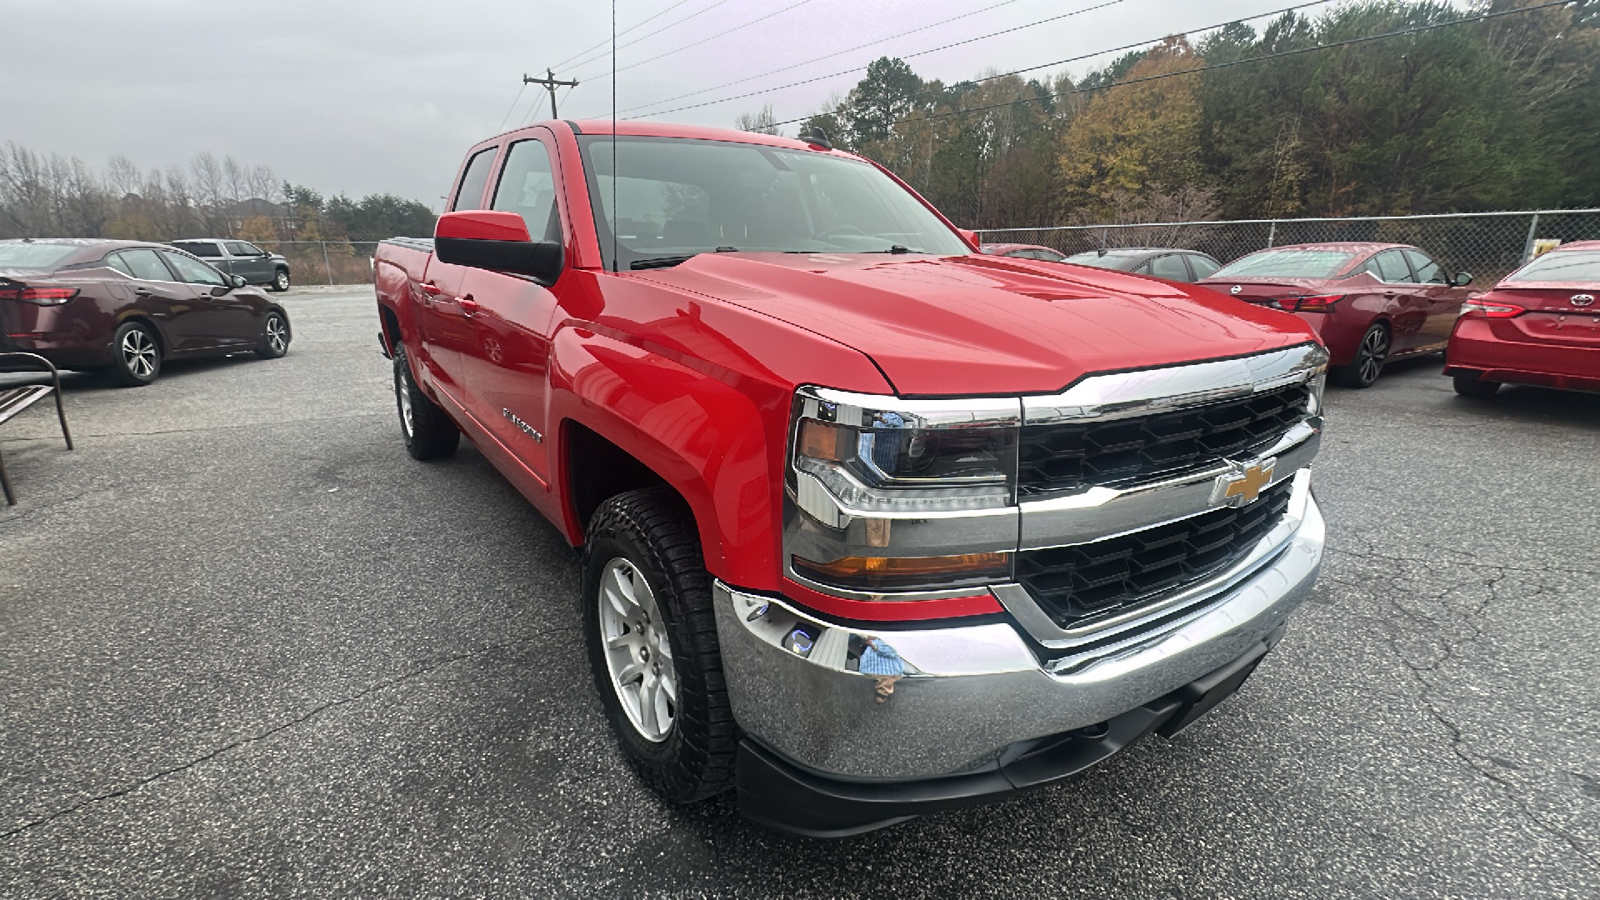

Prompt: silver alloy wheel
[
  {"left": 1358, "top": 327, "right": 1389, "bottom": 385},
  {"left": 273, "top": 270, "right": 290, "bottom": 291},
  {"left": 265, "top": 315, "right": 288, "bottom": 354},
  {"left": 598, "top": 557, "right": 676, "bottom": 742},
  {"left": 121, "top": 328, "right": 157, "bottom": 378},
  {"left": 397, "top": 366, "right": 415, "bottom": 437}
]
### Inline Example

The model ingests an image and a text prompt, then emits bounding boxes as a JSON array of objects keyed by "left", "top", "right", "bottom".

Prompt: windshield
[
  {"left": 576, "top": 136, "right": 969, "bottom": 270},
  {"left": 1505, "top": 249, "right": 1600, "bottom": 283},
  {"left": 0, "top": 242, "right": 78, "bottom": 269},
  {"left": 1211, "top": 248, "right": 1361, "bottom": 279},
  {"left": 1065, "top": 252, "right": 1141, "bottom": 271}
]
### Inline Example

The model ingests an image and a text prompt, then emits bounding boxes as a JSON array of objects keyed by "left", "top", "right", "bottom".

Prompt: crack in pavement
[
  {"left": 1321, "top": 543, "right": 1600, "bottom": 868},
  {"left": 0, "top": 626, "right": 578, "bottom": 842}
]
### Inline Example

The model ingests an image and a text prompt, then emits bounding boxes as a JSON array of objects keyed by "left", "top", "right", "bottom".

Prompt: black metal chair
[{"left": 0, "top": 352, "right": 74, "bottom": 505}]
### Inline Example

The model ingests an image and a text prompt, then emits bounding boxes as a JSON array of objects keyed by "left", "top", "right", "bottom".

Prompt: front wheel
[
  {"left": 108, "top": 321, "right": 161, "bottom": 386},
  {"left": 1453, "top": 372, "right": 1501, "bottom": 397},
  {"left": 582, "top": 487, "right": 736, "bottom": 803},
  {"left": 269, "top": 268, "right": 291, "bottom": 292},
  {"left": 1331, "top": 322, "right": 1390, "bottom": 388},
  {"left": 255, "top": 310, "right": 290, "bottom": 359},
  {"left": 393, "top": 346, "right": 459, "bottom": 459}
]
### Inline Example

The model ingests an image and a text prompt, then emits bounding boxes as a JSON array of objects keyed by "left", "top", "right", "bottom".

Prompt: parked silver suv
[{"left": 169, "top": 239, "right": 291, "bottom": 292}]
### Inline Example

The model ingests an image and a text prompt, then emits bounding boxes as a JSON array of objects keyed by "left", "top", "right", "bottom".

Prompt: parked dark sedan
[
  {"left": 170, "top": 239, "right": 292, "bottom": 291},
  {"left": 1198, "top": 242, "right": 1472, "bottom": 388},
  {"left": 1063, "top": 247, "right": 1224, "bottom": 283},
  {"left": 0, "top": 239, "right": 290, "bottom": 386}
]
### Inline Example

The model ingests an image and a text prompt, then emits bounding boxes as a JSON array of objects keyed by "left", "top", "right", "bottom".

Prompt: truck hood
[{"left": 633, "top": 252, "right": 1318, "bottom": 396}]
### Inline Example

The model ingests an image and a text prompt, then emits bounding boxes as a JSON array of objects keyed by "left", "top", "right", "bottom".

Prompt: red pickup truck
[{"left": 374, "top": 120, "right": 1329, "bottom": 836}]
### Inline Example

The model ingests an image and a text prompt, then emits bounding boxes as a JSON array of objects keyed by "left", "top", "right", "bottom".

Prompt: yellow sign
[{"left": 1532, "top": 239, "right": 1563, "bottom": 258}]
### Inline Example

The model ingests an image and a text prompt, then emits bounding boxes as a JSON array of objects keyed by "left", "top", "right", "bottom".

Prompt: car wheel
[
  {"left": 393, "top": 345, "right": 459, "bottom": 459},
  {"left": 1453, "top": 372, "right": 1501, "bottom": 397},
  {"left": 108, "top": 321, "right": 161, "bottom": 387},
  {"left": 255, "top": 310, "right": 290, "bottom": 359},
  {"left": 269, "top": 268, "right": 291, "bottom": 292},
  {"left": 582, "top": 486, "right": 736, "bottom": 804},
  {"left": 1331, "top": 322, "right": 1390, "bottom": 388}
]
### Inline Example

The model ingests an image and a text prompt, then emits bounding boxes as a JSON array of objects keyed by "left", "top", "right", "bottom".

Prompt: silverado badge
[{"left": 1213, "top": 460, "right": 1275, "bottom": 507}]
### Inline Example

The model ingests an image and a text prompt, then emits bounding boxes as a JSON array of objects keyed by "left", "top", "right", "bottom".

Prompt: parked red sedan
[
  {"left": 0, "top": 238, "right": 291, "bottom": 386},
  {"left": 1445, "top": 240, "right": 1600, "bottom": 396},
  {"left": 1199, "top": 242, "right": 1473, "bottom": 387}
]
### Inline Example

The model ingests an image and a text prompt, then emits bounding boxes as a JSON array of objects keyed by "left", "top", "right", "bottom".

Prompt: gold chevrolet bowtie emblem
[{"left": 1216, "top": 461, "right": 1275, "bottom": 507}]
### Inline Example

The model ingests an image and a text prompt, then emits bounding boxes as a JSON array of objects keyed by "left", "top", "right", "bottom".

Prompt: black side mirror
[
  {"left": 436, "top": 237, "right": 564, "bottom": 287},
  {"left": 1454, "top": 271, "right": 1473, "bottom": 287}
]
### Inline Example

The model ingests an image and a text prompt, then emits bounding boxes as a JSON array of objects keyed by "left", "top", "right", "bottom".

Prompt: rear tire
[
  {"left": 582, "top": 487, "right": 736, "bottom": 804},
  {"left": 108, "top": 321, "right": 161, "bottom": 387},
  {"left": 1453, "top": 372, "right": 1501, "bottom": 397},
  {"left": 393, "top": 346, "right": 459, "bottom": 459},
  {"left": 255, "top": 310, "right": 290, "bottom": 359},
  {"left": 1331, "top": 322, "right": 1390, "bottom": 388}
]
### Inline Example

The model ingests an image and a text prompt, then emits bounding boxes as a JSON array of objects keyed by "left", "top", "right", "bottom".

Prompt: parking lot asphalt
[{"left": 2, "top": 288, "right": 1598, "bottom": 898}]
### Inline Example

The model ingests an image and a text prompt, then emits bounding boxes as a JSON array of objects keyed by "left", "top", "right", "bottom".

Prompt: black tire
[
  {"left": 393, "top": 346, "right": 459, "bottom": 459},
  {"left": 108, "top": 320, "right": 161, "bottom": 387},
  {"left": 1453, "top": 372, "right": 1501, "bottom": 397},
  {"left": 1330, "top": 322, "right": 1391, "bottom": 388},
  {"left": 268, "top": 268, "right": 291, "bottom": 292},
  {"left": 582, "top": 487, "right": 736, "bottom": 804},
  {"left": 255, "top": 309, "right": 290, "bottom": 359}
]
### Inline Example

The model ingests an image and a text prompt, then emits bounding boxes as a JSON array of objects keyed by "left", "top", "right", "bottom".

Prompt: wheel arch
[{"left": 115, "top": 312, "right": 169, "bottom": 358}]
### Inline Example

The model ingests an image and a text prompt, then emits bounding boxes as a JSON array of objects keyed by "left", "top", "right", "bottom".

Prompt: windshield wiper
[
  {"left": 866, "top": 245, "right": 920, "bottom": 254},
  {"left": 629, "top": 247, "right": 740, "bottom": 270},
  {"left": 629, "top": 255, "right": 697, "bottom": 270}
]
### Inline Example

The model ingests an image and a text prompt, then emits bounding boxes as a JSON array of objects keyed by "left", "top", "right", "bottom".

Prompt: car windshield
[
  {"left": 1065, "top": 252, "right": 1141, "bottom": 271},
  {"left": 1504, "top": 249, "right": 1600, "bottom": 283},
  {"left": 576, "top": 135, "right": 969, "bottom": 270},
  {"left": 0, "top": 242, "right": 78, "bottom": 269},
  {"left": 1211, "top": 248, "right": 1361, "bottom": 279}
]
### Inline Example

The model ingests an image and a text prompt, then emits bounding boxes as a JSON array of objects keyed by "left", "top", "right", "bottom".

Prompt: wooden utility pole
[{"left": 523, "top": 69, "right": 578, "bottom": 119}]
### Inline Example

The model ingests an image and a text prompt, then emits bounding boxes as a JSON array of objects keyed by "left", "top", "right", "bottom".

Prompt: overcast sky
[{"left": 5, "top": 0, "right": 1403, "bottom": 209}]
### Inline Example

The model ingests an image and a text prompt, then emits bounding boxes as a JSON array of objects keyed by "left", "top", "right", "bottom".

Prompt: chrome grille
[
  {"left": 1017, "top": 384, "right": 1309, "bottom": 496},
  {"left": 1015, "top": 480, "right": 1293, "bottom": 629}
]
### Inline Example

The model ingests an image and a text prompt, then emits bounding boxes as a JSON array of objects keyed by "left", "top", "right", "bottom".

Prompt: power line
[
  {"left": 496, "top": 83, "right": 528, "bottom": 133},
  {"left": 548, "top": 0, "right": 699, "bottom": 72},
  {"left": 576, "top": 0, "right": 820, "bottom": 85},
  {"left": 840, "top": 0, "right": 1572, "bottom": 131},
  {"left": 764, "top": 0, "right": 1343, "bottom": 126},
  {"left": 563, "top": 0, "right": 734, "bottom": 77},
  {"left": 616, "top": 0, "right": 1027, "bottom": 116},
  {"left": 633, "top": 0, "right": 1129, "bottom": 120}
]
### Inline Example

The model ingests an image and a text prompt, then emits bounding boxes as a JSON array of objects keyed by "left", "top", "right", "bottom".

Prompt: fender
[{"left": 548, "top": 323, "right": 781, "bottom": 589}]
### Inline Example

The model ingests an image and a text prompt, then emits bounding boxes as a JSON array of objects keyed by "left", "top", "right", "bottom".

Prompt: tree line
[
  {"left": 0, "top": 144, "right": 436, "bottom": 245},
  {"left": 757, "top": 0, "right": 1598, "bottom": 228}
]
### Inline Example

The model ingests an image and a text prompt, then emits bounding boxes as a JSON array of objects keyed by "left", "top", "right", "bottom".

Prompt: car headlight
[{"left": 787, "top": 387, "right": 1020, "bottom": 593}]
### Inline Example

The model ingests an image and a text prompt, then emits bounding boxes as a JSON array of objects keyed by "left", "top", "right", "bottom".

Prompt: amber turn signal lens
[
  {"left": 792, "top": 552, "right": 1011, "bottom": 591},
  {"left": 798, "top": 418, "right": 844, "bottom": 462}
]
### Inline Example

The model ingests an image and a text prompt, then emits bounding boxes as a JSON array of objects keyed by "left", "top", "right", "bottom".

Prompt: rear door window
[
  {"left": 492, "top": 139, "right": 563, "bottom": 242},
  {"left": 452, "top": 147, "right": 498, "bottom": 212},
  {"left": 171, "top": 241, "right": 221, "bottom": 257},
  {"left": 1150, "top": 254, "right": 1189, "bottom": 280},
  {"left": 118, "top": 249, "right": 177, "bottom": 281}
]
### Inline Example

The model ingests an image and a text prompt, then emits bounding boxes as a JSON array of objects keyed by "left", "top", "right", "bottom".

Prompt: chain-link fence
[
  {"left": 977, "top": 209, "right": 1600, "bottom": 285},
  {"left": 268, "top": 241, "right": 382, "bottom": 286}
]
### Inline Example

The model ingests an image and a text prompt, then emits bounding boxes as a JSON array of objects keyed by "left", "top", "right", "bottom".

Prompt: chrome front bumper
[{"left": 714, "top": 484, "right": 1325, "bottom": 781}]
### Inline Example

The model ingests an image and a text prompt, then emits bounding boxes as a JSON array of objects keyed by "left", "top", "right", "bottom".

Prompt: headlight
[
  {"left": 787, "top": 387, "right": 1021, "bottom": 594},
  {"left": 789, "top": 387, "right": 1020, "bottom": 514}
]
